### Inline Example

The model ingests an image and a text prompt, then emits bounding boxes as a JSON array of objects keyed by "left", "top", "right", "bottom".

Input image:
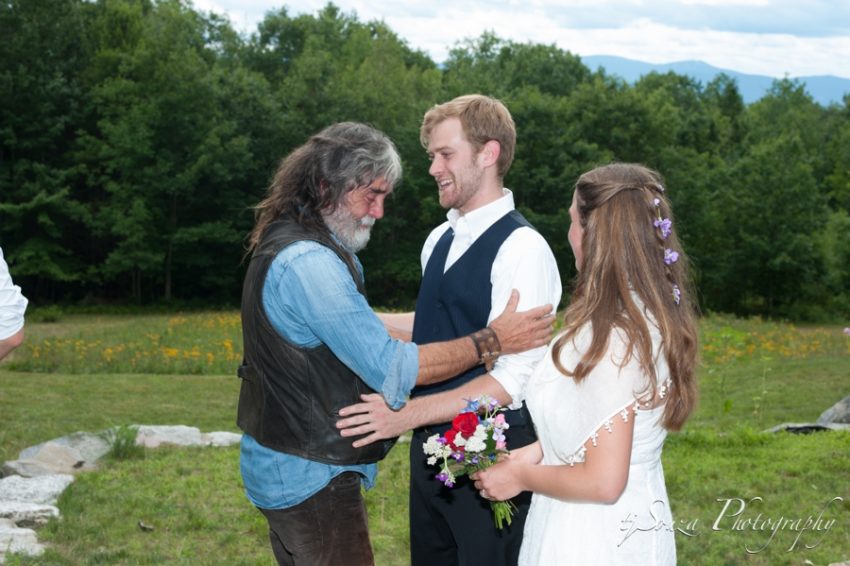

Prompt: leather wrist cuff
[{"left": 470, "top": 327, "right": 501, "bottom": 372}]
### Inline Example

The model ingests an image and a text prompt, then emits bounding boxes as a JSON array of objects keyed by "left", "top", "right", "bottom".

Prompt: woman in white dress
[{"left": 473, "top": 163, "right": 698, "bottom": 565}]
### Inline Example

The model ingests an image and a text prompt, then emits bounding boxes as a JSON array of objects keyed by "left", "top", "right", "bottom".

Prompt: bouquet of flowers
[{"left": 422, "top": 395, "right": 516, "bottom": 528}]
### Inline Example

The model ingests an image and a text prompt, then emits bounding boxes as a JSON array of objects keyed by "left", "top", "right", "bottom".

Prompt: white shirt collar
[{"left": 446, "top": 188, "right": 515, "bottom": 238}]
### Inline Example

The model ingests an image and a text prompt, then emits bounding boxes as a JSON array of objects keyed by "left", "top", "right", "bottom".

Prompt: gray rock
[
  {"left": 135, "top": 425, "right": 203, "bottom": 448},
  {"left": 0, "top": 518, "right": 45, "bottom": 562},
  {"left": 818, "top": 395, "right": 850, "bottom": 425},
  {"left": 765, "top": 422, "right": 850, "bottom": 433},
  {"left": 20, "top": 432, "right": 110, "bottom": 464},
  {"left": 0, "top": 501, "right": 59, "bottom": 526},
  {"left": 200, "top": 431, "right": 242, "bottom": 447},
  {"left": 0, "top": 425, "right": 249, "bottom": 562},
  {"left": 2, "top": 460, "right": 56, "bottom": 479},
  {"left": 3, "top": 442, "right": 93, "bottom": 478},
  {"left": 0, "top": 475, "right": 74, "bottom": 505}
]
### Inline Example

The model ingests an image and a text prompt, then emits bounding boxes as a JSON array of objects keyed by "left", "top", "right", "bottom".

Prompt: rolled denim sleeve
[{"left": 263, "top": 242, "right": 418, "bottom": 409}]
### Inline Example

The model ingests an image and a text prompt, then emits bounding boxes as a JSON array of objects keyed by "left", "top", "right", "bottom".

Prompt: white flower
[
  {"left": 422, "top": 434, "right": 450, "bottom": 458},
  {"left": 465, "top": 425, "right": 489, "bottom": 453}
]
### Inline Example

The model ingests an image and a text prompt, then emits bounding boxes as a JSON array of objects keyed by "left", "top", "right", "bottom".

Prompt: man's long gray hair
[{"left": 248, "top": 122, "right": 402, "bottom": 250}]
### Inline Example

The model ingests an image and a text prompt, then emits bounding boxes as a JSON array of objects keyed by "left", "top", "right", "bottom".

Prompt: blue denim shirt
[{"left": 240, "top": 240, "right": 419, "bottom": 509}]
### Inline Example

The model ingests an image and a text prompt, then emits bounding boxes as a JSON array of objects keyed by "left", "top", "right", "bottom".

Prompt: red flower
[
  {"left": 444, "top": 428, "right": 460, "bottom": 451},
  {"left": 452, "top": 412, "right": 479, "bottom": 437}
]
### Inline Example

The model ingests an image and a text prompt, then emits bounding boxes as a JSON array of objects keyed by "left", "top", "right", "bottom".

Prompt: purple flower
[
  {"left": 844, "top": 327, "right": 850, "bottom": 336},
  {"left": 436, "top": 472, "right": 455, "bottom": 488},
  {"left": 452, "top": 452, "right": 465, "bottom": 462},
  {"left": 672, "top": 285, "right": 681, "bottom": 305},
  {"left": 654, "top": 218, "right": 672, "bottom": 239},
  {"left": 664, "top": 249, "right": 679, "bottom": 265}
]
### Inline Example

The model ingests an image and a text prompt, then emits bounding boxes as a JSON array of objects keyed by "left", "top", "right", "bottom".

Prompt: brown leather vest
[{"left": 236, "top": 217, "right": 397, "bottom": 464}]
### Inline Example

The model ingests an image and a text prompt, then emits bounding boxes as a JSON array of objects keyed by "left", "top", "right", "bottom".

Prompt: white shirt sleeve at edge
[
  {"left": 0, "top": 248, "right": 28, "bottom": 340},
  {"left": 487, "top": 227, "right": 562, "bottom": 409}
]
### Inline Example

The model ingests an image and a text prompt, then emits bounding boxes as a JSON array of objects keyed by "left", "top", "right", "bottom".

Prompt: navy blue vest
[{"left": 411, "top": 210, "right": 532, "bottom": 397}]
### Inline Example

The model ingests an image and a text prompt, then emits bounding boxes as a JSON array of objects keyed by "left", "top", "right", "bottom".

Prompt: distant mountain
[{"left": 582, "top": 55, "right": 850, "bottom": 106}]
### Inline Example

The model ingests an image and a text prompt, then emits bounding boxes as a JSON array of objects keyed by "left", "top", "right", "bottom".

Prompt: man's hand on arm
[
  {"left": 415, "top": 289, "right": 553, "bottom": 387},
  {"left": 488, "top": 289, "right": 553, "bottom": 355}
]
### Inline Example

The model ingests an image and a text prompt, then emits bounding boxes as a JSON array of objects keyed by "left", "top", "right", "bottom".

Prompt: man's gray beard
[{"left": 324, "top": 207, "right": 374, "bottom": 252}]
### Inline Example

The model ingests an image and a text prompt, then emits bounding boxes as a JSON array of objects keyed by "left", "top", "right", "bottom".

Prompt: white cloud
[
  {"left": 190, "top": 0, "right": 850, "bottom": 78},
  {"left": 679, "top": 0, "right": 769, "bottom": 5},
  {"left": 550, "top": 20, "right": 850, "bottom": 78}
]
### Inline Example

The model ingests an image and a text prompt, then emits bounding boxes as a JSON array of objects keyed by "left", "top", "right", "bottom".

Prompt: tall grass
[
  {"left": 9, "top": 311, "right": 849, "bottom": 377},
  {"left": 6, "top": 313, "right": 243, "bottom": 374}
]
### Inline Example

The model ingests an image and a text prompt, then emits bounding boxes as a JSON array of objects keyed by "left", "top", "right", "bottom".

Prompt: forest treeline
[{"left": 2, "top": 0, "right": 849, "bottom": 319}]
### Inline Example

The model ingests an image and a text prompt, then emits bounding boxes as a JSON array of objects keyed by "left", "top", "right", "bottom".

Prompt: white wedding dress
[{"left": 519, "top": 323, "right": 677, "bottom": 565}]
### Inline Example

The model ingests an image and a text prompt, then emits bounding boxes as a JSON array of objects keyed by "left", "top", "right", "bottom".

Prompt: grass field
[{"left": 1, "top": 311, "right": 848, "bottom": 565}]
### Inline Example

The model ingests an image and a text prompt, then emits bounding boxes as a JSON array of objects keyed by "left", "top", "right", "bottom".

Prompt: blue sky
[{"left": 193, "top": 0, "right": 850, "bottom": 79}]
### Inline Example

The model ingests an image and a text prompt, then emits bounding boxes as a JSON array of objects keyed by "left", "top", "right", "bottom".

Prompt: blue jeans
[{"left": 259, "top": 472, "right": 374, "bottom": 565}]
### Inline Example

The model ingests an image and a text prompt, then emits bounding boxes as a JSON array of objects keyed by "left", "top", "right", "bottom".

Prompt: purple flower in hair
[
  {"left": 672, "top": 285, "right": 681, "bottom": 305},
  {"left": 654, "top": 218, "right": 672, "bottom": 239},
  {"left": 664, "top": 249, "right": 679, "bottom": 265}
]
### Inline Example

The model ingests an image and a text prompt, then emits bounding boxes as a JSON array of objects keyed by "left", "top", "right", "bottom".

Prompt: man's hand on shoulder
[{"left": 490, "top": 289, "right": 554, "bottom": 355}]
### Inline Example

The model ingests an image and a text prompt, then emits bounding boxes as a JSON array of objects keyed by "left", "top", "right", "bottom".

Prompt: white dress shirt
[
  {"left": 0, "top": 247, "right": 28, "bottom": 340},
  {"left": 420, "top": 189, "right": 562, "bottom": 408}
]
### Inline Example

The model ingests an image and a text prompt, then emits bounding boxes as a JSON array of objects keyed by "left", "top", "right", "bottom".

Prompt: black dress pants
[{"left": 409, "top": 418, "right": 537, "bottom": 566}]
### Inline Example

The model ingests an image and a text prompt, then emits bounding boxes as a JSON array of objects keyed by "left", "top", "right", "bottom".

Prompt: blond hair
[{"left": 420, "top": 94, "right": 516, "bottom": 180}]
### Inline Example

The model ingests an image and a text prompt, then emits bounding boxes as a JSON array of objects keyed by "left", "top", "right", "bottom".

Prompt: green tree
[
  {"left": 0, "top": 0, "right": 90, "bottom": 298},
  {"left": 77, "top": 0, "right": 279, "bottom": 301},
  {"left": 722, "top": 134, "right": 826, "bottom": 316}
]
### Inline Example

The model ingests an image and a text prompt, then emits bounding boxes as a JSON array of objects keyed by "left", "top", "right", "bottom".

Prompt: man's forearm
[
  {"left": 415, "top": 337, "right": 479, "bottom": 385},
  {"left": 335, "top": 375, "right": 515, "bottom": 447},
  {"left": 405, "top": 375, "right": 513, "bottom": 427}
]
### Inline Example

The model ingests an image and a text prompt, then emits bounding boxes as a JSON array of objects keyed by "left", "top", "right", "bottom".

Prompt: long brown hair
[
  {"left": 552, "top": 163, "right": 698, "bottom": 430},
  {"left": 247, "top": 122, "right": 401, "bottom": 251}
]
